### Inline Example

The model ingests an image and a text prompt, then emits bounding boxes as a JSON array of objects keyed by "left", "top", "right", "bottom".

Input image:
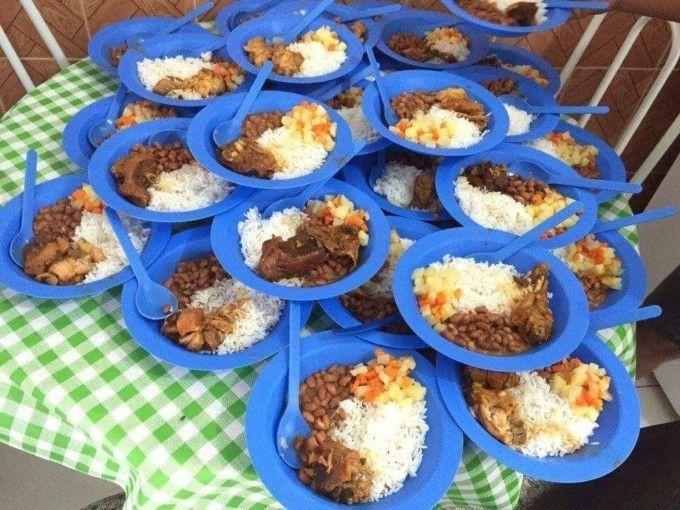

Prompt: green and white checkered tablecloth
[{"left": 0, "top": 59, "right": 637, "bottom": 510}]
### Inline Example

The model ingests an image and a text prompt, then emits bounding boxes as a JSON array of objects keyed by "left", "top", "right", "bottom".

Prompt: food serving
[
  {"left": 294, "top": 349, "right": 427, "bottom": 503},
  {"left": 111, "top": 141, "right": 233, "bottom": 211},
  {"left": 457, "top": 0, "right": 548, "bottom": 27},
  {"left": 341, "top": 230, "right": 413, "bottom": 334},
  {"left": 529, "top": 132, "right": 600, "bottom": 179},
  {"left": 113, "top": 100, "right": 177, "bottom": 131},
  {"left": 480, "top": 53, "right": 549, "bottom": 88},
  {"left": 244, "top": 26, "right": 348, "bottom": 77},
  {"left": 137, "top": 51, "right": 245, "bottom": 100},
  {"left": 387, "top": 26, "right": 470, "bottom": 64},
  {"left": 326, "top": 87, "right": 379, "bottom": 146},
  {"left": 464, "top": 358, "right": 612, "bottom": 457},
  {"left": 554, "top": 235, "right": 623, "bottom": 309},
  {"left": 455, "top": 162, "right": 579, "bottom": 237},
  {"left": 373, "top": 152, "right": 443, "bottom": 214},
  {"left": 22, "top": 185, "right": 149, "bottom": 285},
  {"left": 412, "top": 255, "right": 554, "bottom": 355},
  {"left": 388, "top": 87, "right": 488, "bottom": 148},
  {"left": 160, "top": 254, "right": 283, "bottom": 353},
  {"left": 238, "top": 194, "right": 370, "bottom": 286},
  {"left": 219, "top": 102, "right": 337, "bottom": 179}
]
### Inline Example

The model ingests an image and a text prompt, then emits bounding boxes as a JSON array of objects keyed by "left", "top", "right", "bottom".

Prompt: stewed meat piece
[
  {"left": 220, "top": 138, "right": 279, "bottom": 178},
  {"left": 409, "top": 171, "right": 436, "bottom": 210},
  {"left": 511, "top": 263, "right": 553, "bottom": 344},
  {"left": 257, "top": 232, "right": 328, "bottom": 282},
  {"left": 111, "top": 152, "right": 161, "bottom": 207}
]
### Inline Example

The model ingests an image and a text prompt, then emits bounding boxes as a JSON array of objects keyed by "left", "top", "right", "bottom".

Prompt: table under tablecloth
[{"left": 0, "top": 59, "right": 638, "bottom": 510}]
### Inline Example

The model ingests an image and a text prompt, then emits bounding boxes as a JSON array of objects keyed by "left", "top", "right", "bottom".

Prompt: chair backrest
[{"left": 558, "top": 14, "right": 680, "bottom": 186}]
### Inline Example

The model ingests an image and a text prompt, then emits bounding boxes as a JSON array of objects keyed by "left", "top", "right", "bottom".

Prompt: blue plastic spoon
[
  {"left": 127, "top": 2, "right": 214, "bottom": 46},
  {"left": 147, "top": 129, "right": 187, "bottom": 146},
  {"left": 87, "top": 84, "right": 129, "bottom": 147},
  {"left": 316, "top": 64, "right": 373, "bottom": 102},
  {"left": 9, "top": 150, "right": 38, "bottom": 267},
  {"left": 468, "top": 200, "right": 583, "bottom": 264},
  {"left": 282, "top": 0, "right": 337, "bottom": 45},
  {"left": 365, "top": 44, "right": 398, "bottom": 125},
  {"left": 262, "top": 140, "right": 367, "bottom": 217},
  {"left": 508, "top": 162, "right": 642, "bottom": 194},
  {"left": 335, "top": 3, "right": 403, "bottom": 22},
  {"left": 276, "top": 301, "right": 309, "bottom": 468},
  {"left": 592, "top": 206, "right": 676, "bottom": 234},
  {"left": 104, "top": 207, "right": 178, "bottom": 320},
  {"left": 590, "top": 305, "right": 662, "bottom": 331},
  {"left": 212, "top": 61, "right": 274, "bottom": 146},
  {"left": 544, "top": 0, "right": 608, "bottom": 9},
  {"left": 501, "top": 94, "right": 609, "bottom": 116},
  {"left": 332, "top": 312, "right": 401, "bottom": 335}
]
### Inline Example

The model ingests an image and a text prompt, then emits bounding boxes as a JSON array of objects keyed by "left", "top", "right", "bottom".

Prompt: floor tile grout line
[{"left": 79, "top": 0, "right": 92, "bottom": 41}]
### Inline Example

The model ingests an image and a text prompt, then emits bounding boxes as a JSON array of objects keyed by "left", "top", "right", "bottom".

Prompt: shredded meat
[
  {"left": 506, "top": 2, "right": 539, "bottom": 26},
  {"left": 162, "top": 301, "right": 244, "bottom": 352},
  {"left": 244, "top": 36, "right": 304, "bottom": 76},
  {"left": 219, "top": 138, "right": 279, "bottom": 178},
  {"left": 435, "top": 88, "right": 488, "bottom": 130},
  {"left": 387, "top": 33, "right": 433, "bottom": 62},
  {"left": 483, "top": 77, "right": 519, "bottom": 97},
  {"left": 390, "top": 91, "right": 437, "bottom": 120},
  {"left": 511, "top": 263, "right": 553, "bottom": 344},
  {"left": 458, "top": 0, "right": 539, "bottom": 26},
  {"left": 111, "top": 152, "right": 161, "bottom": 207}
]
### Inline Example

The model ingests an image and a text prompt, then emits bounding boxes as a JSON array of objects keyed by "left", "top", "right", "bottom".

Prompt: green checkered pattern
[{"left": 0, "top": 60, "right": 636, "bottom": 510}]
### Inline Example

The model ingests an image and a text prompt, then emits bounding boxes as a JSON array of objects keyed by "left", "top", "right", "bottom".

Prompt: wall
[{"left": 0, "top": 0, "right": 678, "bottom": 186}]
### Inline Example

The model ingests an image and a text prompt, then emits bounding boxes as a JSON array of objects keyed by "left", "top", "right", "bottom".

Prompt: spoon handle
[
  {"left": 590, "top": 305, "right": 661, "bottom": 331},
  {"left": 544, "top": 0, "right": 608, "bottom": 9},
  {"left": 528, "top": 105, "right": 609, "bottom": 115},
  {"left": 104, "top": 84, "right": 129, "bottom": 125},
  {"left": 336, "top": 4, "right": 403, "bottom": 22},
  {"left": 165, "top": 1, "right": 213, "bottom": 33},
  {"left": 592, "top": 206, "right": 677, "bottom": 234},
  {"left": 20, "top": 150, "right": 38, "bottom": 239},
  {"left": 104, "top": 207, "right": 151, "bottom": 286},
  {"left": 365, "top": 44, "right": 398, "bottom": 125},
  {"left": 489, "top": 201, "right": 583, "bottom": 263},
  {"left": 283, "top": 0, "right": 336, "bottom": 44},
  {"left": 228, "top": 61, "right": 273, "bottom": 138},
  {"left": 548, "top": 175, "right": 642, "bottom": 193},
  {"left": 317, "top": 64, "right": 373, "bottom": 101},
  {"left": 287, "top": 302, "right": 301, "bottom": 408}
]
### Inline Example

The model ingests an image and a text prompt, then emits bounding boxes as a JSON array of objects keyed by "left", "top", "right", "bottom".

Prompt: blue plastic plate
[
  {"left": 226, "top": 16, "right": 364, "bottom": 85},
  {"left": 88, "top": 17, "right": 205, "bottom": 77},
  {"left": 62, "top": 93, "right": 198, "bottom": 171},
  {"left": 362, "top": 70, "right": 509, "bottom": 157},
  {"left": 568, "top": 230, "right": 647, "bottom": 329},
  {"left": 0, "top": 173, "right": 171, "bottom": 299},
  {"left": 377, "top": 14, "right": 487, "bottom": 70},
  {"left": 392, "top": 227, "right": 589, "bottom": 371},
  {"left": 440, "top": 0, "right": 571, "bottom": 38},
  {"left": 121, "top": 225, "right": 312, "bottom": 371},
  {"left": 306, "top": 65, "right": 391, "bottom": 156},
  {"left": 435, "top": 144, "right": 598, "bottom": 249},
  {"left": 247, "top": 333, "right": 463, "bottom": 509},
  {"left": 449, "top": 65, "right": 558, "bottom": 143},
  {"left": 211, "top": 179, "right": 391, "bottom": 301},
  {"left": 187, "top": 90, "right": 355, "bottom": 189},
  {"left": 436, "top": 332, "right": 640, "bottom": 482},
  {"left": 117, "top": 33, "right": 253, "bottom": 108},
  {"left": 88, "top": 118, "right": 252, "bottom": 222},
  {"left": 341, "top": 151, "right": 450, "bottom": 223},
  {"left": 532, "top": 120, "right": 627, "bottom": 204},
  {"left": 214, "top": 0, "right": 281, "bottom": 35},
  {"left": 319, "top": 216, "right": 438, "bottom": 349},
  {"left": 481, "top": 42, "right": 561, "bottom": 96}
]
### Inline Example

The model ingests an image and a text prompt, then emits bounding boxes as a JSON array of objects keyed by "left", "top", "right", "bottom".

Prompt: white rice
[
  {"left": 427, "top": 254, "right": 522, "bottom": 314},
  {"left": 190, "top": 278, "right": 284, "bottom": 354},
  {"left": 428, "top": 37, "right": 470, "bottom": 62},
  {"left": 506, "top": 371, "right": 598, "bottom": 457},
  {"left": 527, "top": 137, "right": 559, "bottom": 158},
  {"left": 237, "top": 206, "right": 306, "bottom": 268},
  {"left": 336, "top": 105, "right": 380, "bottom": 143},
  {"left": 287, "top": 40, "right": 347, "bottom": 77},
  {"left": 257, "top": 127, "right": 329, "bottom": 179},
  {"left": 504, "top": 103, "right": 535, "bottom": 136},
  {"left": 147, "top": 162, "right": 233, "bottom": 211},
  {"left": 455, "top": 175, "right": 534, "bottom": 234},
  {"left": 137, "top": 52, "right": 213, "bottom": 90},
  {"left": 490, "top": 0, "right": 548, "bottom": 24},
  {"left": 331, "top": 398, "right": 428, "bottom": 501},
  {"left": 373, "top": 162, "right": 437, "bottom": 211},
  {"left": 73, "top": 211, "right": 149, "bottom": 283}
]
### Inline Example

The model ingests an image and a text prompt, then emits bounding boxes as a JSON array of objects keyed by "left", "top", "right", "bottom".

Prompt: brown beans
[
  {"left": 341, "top": 288, "right": 412, "bottom": 334},
  {"left": 33, "top": 198, "right": 83, "bottom": 245},
  {"left": 164, "top": 254, "right": 229, "bottom": 308},
  {"left": 578, "top": 273, "right": 609, "bottom": 309},
  {"left": 129, "top": 141, "right": 194, "bottom": 173},
  {"left": 463, "top": 162, "right": 549, "bottom": 206},
  {"left": 241, "top": 111, "right": 283, "bottom": 140},
  {"left": 442, "top": 305, "right": 526, "bottom": 355}
]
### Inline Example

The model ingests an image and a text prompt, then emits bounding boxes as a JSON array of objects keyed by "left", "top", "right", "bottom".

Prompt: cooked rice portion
[
  {"left": 373, "top": 160, "right": 441, "bottom": 212},
  {"left": 504, "top": 103, "right": 535, "bottom": 135},
  {"left": 147, "top": 162, "right": 233, "bottom": 211}
]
